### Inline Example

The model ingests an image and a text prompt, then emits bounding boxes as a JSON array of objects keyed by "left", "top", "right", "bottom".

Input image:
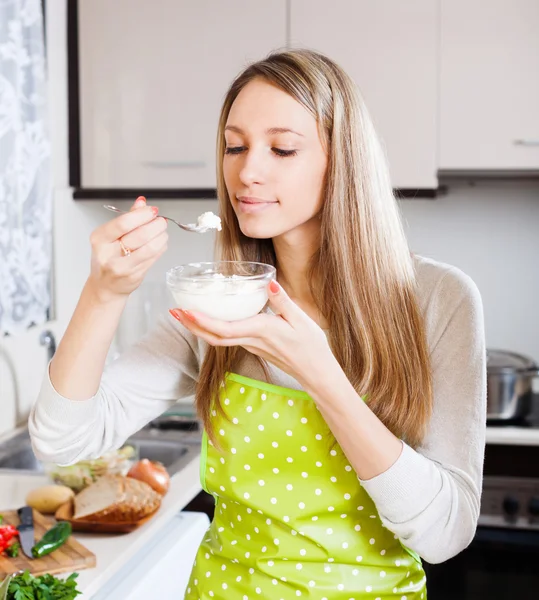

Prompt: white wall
[
  {"left": 1, "top": 1, "right": 538, "bottom": 437},
  {"left": 401, "top": 179, "right": 539, "bottom": 361}
]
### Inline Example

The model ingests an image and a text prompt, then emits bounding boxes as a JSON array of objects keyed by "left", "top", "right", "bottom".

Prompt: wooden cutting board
[{"left": 0, "top": 509, "right": 96, "bottom": 578}]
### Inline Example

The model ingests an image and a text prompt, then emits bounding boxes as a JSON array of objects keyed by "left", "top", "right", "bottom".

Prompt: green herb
[
  {"left": 5, "top": 571, "right": 80, "bottom": 600},
  {"left": 5, "top": 542, "right": 19, "bottom": 558},
  {"left": 0, "top": 515, "right": 3, "bottom": 525},
  {"left": 0, "top": 575, "right": 12, "bottom": 600}
]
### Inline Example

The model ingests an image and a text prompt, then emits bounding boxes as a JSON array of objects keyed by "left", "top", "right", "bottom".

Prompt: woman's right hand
[{"left": 87, "top": 196, "right": 168, "bottom": 302}]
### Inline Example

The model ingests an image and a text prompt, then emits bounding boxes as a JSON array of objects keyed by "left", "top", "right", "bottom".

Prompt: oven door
[{"left": 425, "top": 526, "right": 539, "bottom": 599}]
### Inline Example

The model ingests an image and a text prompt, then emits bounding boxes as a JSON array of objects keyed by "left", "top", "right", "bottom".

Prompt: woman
[{"left": 30, "top": 49, "right": 486, "bottom": 599}]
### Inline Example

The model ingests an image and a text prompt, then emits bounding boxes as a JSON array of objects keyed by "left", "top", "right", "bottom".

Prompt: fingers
[
  {"left": 179, "top": 311, "right": 272, "bottom": 339},
  {"left": 266, "top": 280, "right": 303, "bottom": 322},
  {"left": 90, "top": 195, "right": 167, "bottom": 262},
  {"left": 111, "top": 205, "right": 159, "bottom": 241},
  {"left": 105, "top": 230, "right": 168, "bottom": 278},
  {"left": 169, "top": 309, "right": 255, "bottom": 348},
  {"left": 122, "top": 229, "right": 169, "bottom": 266},
  {"left": 119, "top": 215, "right": 168, "bottom": 253},
  {"left": 130, "top": 196, "right": 147, "bottom": 211},
  {"left": 88, "top": 196, "right": 170, "bottom": 298},
  {"left": 91, "top": 203, "right": 159, "bottom": 245}
]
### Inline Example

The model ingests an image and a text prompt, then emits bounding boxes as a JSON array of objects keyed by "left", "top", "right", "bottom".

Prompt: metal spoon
[{"left": 102, "top": 204, "right": 217, "bottom": 233}]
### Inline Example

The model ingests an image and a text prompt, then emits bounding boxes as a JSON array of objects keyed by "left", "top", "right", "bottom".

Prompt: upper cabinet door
[
  {"left": 78, "top": 0, "right": 286, "bottom": 189},
  {"left": 289, "top": 0, "right": 438, "bottom": 189},
  {"left": 440, "top": 0, "right": 539, "bottom": 171}
]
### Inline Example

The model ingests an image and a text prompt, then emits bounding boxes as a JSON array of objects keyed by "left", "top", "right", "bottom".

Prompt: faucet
[{"left": 39, "top": 330, "right": 56, "bottom": 363}]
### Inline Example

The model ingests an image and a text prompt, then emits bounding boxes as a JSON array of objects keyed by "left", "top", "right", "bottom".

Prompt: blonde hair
[{"left": 196, "top": 49, "right": 432, "bottom": 449}]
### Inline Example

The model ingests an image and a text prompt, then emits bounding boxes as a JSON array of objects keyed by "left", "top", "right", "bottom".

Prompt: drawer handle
[
  {"left": 513, "top": 139, "right": 539, "bottom": 147},
  {"left": 141, "top": 160, "right": 207, "bottom": 168}
]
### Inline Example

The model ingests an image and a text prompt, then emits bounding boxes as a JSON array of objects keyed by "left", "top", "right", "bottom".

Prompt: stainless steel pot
[{"left": 487, "top": 349, "right": 539, "bottom": 421}]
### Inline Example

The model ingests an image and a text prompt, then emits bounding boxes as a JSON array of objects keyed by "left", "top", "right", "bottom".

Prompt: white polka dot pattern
[{"left": 186, "top": 375, "right": 426, "bottom": 599}]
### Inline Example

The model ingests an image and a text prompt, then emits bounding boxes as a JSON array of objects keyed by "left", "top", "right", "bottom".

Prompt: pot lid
[{"left": 487, "top": 349, "right": 538, "bottom": 373}]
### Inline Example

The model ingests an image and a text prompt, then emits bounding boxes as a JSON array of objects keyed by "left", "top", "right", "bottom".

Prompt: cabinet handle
[
  {"left": 513, "top": 139, "right": 539, "bottom": 147},
  {"left": 141, "top": 160, "right": 207, "bottom": 168}
]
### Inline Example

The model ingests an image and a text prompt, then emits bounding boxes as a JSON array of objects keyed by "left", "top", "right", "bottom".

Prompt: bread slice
[
  {"left": 73, "top": 474, "right": 125, "bottom": 520},
  {"left": 73, "top": 475, "right": 161, "bottom": 522}
]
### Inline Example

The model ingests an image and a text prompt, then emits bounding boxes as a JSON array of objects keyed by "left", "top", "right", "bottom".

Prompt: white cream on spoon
[{"left": 188, "top": 211, "right": 222, "bottom": 232}]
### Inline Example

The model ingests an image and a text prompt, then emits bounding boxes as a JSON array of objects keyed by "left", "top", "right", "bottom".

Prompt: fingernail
[
  {"left": 269, "top": 280, "right": 280, "bottom": 294},
  {"left": 150, "top": 206, "right": 159, "bottom": 216},
  {"left": 134, "top": 196, "right": 146, "bottom": 208},
  {"left": 169, "top": 308, "right": 197, "bottom": 323}
]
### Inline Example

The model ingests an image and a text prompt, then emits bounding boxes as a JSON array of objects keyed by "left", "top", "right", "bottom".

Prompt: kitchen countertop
[
  {"left": 485, "top": 426, "right": 539, "bottom": 446},
  {"left": 1, "top": 416, "right": 538, "bottom": 595},
  {"left": 0, "top": 453, "right": 203, "bottom": 598},
  {"left": 486, "top": 398, "right": 539, "bottom": 445}
]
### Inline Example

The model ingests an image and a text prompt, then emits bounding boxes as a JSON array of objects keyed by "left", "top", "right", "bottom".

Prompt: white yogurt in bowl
[{"left": 166, "top": 261, "right": 276, "bottom": 321}]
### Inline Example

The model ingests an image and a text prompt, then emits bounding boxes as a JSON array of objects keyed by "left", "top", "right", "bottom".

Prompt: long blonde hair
[{"left": 196, "top": 49, "right": 432, "bottom": 449}]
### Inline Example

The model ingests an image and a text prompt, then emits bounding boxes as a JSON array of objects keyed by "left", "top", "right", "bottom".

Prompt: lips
[
  {"left": 236, "top": 196, "right": 278, "bottom": 214},
  {"left": 237, "top": 196, "right": 277, "bottom": 204}
]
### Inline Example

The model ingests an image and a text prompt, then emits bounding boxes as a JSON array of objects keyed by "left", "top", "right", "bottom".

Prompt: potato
[{"left": 26, "top": 485, "right": 75, "bottom": 514}]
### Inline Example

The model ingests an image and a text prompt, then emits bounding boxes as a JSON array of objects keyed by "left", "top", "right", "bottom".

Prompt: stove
[
  {"left": 486, "top": 392, "right": 539, "bottom": 429},
  {"left": 482, "top": 394, "right": 539, "bottom": 531},
  {"left": 425, "top": 396, "right": 539, "bottom": 599}
]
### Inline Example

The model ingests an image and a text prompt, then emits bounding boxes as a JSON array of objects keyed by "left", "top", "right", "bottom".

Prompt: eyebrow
[{"left": 225, "top": 125, "right": 304, "bottom": 137}]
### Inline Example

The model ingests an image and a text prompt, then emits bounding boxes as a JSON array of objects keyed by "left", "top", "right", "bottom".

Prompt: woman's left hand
[{"left": 169, "top": 280, "right": 337, "bottom": 391}]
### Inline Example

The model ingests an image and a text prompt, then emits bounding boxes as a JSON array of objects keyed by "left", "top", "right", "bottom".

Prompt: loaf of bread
[{"left": 73, "top": 474, "right": 161, "bottom": 522}]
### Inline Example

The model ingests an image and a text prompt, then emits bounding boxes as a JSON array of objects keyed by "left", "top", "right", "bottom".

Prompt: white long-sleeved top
[{"left": 29, "top": 255, "right": 487, "bottom": 564}]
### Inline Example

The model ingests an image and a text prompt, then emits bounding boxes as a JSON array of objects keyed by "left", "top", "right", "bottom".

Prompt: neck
[{"left": 272, "top": 219, "right": 327, "bottom": 326}]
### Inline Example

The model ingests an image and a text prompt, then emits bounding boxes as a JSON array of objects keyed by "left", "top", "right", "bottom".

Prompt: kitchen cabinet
[
  {"left": 77, "top": 0, "right": 286, "bottom": 191},
  {"left": 440, "top": 0, "right": 539, "bottom": 171},
  {"left": 289, "top": 0, "right": 438, "bottom": 190},
  {"left": 90, "top": 511, "right": 209, "bottom": 599}
]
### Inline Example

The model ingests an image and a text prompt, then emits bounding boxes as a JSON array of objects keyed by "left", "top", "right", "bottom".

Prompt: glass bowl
[
  {"left": 166, "top": 261, "right": 276, "bottom": 321},
  {"left": 44, "top": 444, "right": 139, "bottom": 492}
]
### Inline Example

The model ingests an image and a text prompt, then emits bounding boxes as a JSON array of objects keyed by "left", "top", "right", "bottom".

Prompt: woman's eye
[
  {"left": 224, "top": 146, "right": 246, "bottom": 155},
  {"left": 224, "top": 146, "right": 297, "bottom": 158},
  {"left": 272, "top": 148, "right": 297, "bottom": 158}
]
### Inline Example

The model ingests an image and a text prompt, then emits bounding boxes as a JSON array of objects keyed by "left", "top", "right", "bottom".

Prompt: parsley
[
  {"left": 5, "top": 542, "right": 19, "bottom": 558},
  {"left": 1, "top": 571, "right": 81, "bottom": 600}
]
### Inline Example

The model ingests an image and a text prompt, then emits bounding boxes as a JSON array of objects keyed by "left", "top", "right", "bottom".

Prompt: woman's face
[{"left": 223, "top": 78, "right": 328, "bottom": 240}]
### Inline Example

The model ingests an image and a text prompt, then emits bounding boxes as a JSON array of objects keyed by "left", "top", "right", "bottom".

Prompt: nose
[{"left": 238, "top": 147, "right": 267, "bottom": 188}]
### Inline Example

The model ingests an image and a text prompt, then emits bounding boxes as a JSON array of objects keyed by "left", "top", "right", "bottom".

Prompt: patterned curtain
[{"left": 0, "top": 0, "right": 52, "bottom": 334}]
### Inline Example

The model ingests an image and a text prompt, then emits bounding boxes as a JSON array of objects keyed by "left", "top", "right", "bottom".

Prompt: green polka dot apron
[{"left": 185, "top": 374, "right": 427, "bottom": 599}]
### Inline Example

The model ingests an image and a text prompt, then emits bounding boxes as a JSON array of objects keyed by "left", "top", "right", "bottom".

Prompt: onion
[{"left": 127, "top": 459, "right": 170, "bottom": 495}]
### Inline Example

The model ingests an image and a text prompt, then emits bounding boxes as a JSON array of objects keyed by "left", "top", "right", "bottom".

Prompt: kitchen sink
[{"left": 0, "top": 426, "right": 200, "bottom": 477}]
